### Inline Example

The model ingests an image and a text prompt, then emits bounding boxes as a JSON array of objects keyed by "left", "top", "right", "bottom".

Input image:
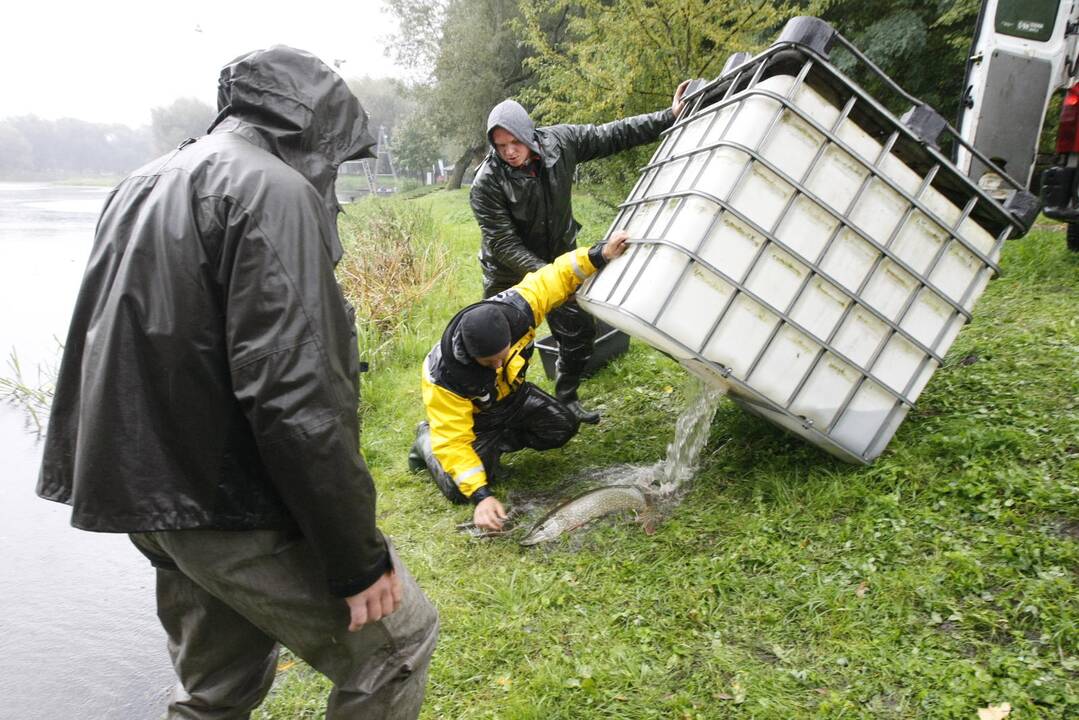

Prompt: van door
[{"left": 955, "top": 0, "right": 1077, "bottom": 187}]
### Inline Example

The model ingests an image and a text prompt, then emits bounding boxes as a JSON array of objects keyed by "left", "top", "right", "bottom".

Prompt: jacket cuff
[
  {"left": 327, "top": 541, "right": 393, "bottom": 598},
  {"left": 588, "top": 243, "right": 608, "bottom": 270},
  {"left": 469, "top": 484, "right": 495, "bottom": 505}
]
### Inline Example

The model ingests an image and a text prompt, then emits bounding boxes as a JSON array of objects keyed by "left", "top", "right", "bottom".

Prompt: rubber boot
[
  {"left": 407, "top": 422, "right": 428, "bottom": 472},
  {"left": 410, "top": 421, "right": 469, "bottom": 504},
  {"left": 555, "top": 368, "right": 600, "bottom": 424},
  {"left": 564, "top": 400, "right": 600, "bottom": 425}
]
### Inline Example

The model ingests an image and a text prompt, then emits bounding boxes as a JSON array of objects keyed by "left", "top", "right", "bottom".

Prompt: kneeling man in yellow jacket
[{"left": 410, "top": 231, "right": 629, "bottom": 530}]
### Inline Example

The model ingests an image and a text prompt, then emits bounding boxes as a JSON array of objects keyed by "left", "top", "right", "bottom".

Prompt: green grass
[{"left": 256, "top": 193, "right": 1079, "bottom": 719}]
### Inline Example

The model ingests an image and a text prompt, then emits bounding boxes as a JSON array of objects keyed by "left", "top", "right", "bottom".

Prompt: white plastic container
[{"left": 580, "top": 54, "right": 1018, "bottom": 463}]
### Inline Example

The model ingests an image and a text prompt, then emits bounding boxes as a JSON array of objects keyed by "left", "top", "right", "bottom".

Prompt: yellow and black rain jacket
[{"left": 421, "top": 245, "right": 609, "bottom": 501}]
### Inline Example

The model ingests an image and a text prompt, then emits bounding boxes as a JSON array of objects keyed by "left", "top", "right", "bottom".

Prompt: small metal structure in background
[
  {"left": 578, "top": 16, "right": 1038, "bottom": 464},
  {"left": 363, "top": 125, "right": 399, "bottom": 195},
  {"left": 340, "top": 125, "right": 399, "bottom": 196}
]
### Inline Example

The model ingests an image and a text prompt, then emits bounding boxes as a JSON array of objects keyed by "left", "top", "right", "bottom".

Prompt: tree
[
  {"left": 387, "top": 0, "right": 539, "bottom": 189},
  {"left": 391, "top": 106, "right": 444, "bottom": 178},
  {"left": 385, "top": 0, "right": 448, "bottom": 79},
  {"left": 346, "top": 76, "right": 415, "bottom": 139},
  {"left": 817, "top": 0, "right": 981, "bottom": 125},
  {"left": 9, "top": 115, "right": 62, "bottom": 173},
  {"left": 150, "top": 98, "right": 215, "bottom": 154},
  {"left": 54, "top": 118, "right": 104, "bottom": 173},
  {"left": 520, "top": 1, "right": 786, "bottom": 121},
  {"left": 517, "top": 0, "right": 812, "bottom": 194},
  {"left": 0, "top": 123, "right": 33, "bottom": 174},
  {"left": 100, "top": 124, "right": 155, "bottom": 175},
  {"left": 0, "top": 114, "right": 154, "bottom": 179},
  {"left": 441, "top": 0, "right": 535, "bottom": 187}
]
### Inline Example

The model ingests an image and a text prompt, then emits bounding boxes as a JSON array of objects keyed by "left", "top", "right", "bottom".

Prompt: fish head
[{"left": 519, "top": 515, "right": 566, "bottom": 546}]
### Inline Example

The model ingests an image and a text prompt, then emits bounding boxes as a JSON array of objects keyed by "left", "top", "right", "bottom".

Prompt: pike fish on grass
[{"left": 518, "top": 484, "right": 652, "bottom": 546}]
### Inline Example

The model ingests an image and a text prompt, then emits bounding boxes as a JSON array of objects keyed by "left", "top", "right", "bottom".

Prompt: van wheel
[{"left": 1069, "top": 222, "right": 1079, "bottom": 252}]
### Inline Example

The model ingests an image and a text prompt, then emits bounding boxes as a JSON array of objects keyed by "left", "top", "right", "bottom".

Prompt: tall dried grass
[{"left": 335, "top": 201, "right": 448, "bottom": 358}]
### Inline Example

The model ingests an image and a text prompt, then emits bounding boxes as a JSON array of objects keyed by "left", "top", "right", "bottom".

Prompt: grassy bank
[{"left": 257, "top": 190, "right": 1078, "bottom": 719}]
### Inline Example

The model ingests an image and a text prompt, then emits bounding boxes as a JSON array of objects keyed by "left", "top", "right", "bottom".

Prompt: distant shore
[{"left": 0, "top": 175, "right": 120, "bottom": 188}]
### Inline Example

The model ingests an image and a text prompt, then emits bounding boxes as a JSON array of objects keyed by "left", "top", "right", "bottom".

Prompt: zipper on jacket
[{"left": 540, "top": 163, "right": 554, "bottom": 258}]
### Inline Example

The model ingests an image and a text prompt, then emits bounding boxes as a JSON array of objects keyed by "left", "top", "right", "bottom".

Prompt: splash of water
[
  {"left": 653, "top": 378, "right": 725, "bottom": 496},
  {"left": 573, "top": 377, "right": 725, "bottom": 494},
  {"left": 500, "top": 378, "right": 726, "bottom": 543}
]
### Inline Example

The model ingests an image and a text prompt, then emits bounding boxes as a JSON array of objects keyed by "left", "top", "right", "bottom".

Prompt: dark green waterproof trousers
[{"left": 130, "top": 530, "right": 438, "bottom": 720}]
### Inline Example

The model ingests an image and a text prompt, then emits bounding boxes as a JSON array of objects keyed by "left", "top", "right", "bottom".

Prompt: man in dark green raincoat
[{"left": 38, "top": 46, "right": 437, "bottom": 719}]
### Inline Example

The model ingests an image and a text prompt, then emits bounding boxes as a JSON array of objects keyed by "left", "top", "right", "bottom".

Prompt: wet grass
[
  {"left": 0, "top": 346, "right": 58, "bottom": 437},
  {"left": 251, "top": 189, "right": 1078, "bottom": 719}
]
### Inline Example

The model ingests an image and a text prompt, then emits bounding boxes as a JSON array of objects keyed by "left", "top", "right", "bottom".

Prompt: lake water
[{"left": 0, "top": 182, "right": 174, "bottom": 718}]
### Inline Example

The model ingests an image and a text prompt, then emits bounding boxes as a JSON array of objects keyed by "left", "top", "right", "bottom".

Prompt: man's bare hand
[
  {"left": 474, "top": 495, "right": 508, "bottom": 531},
  {"left": 345, "top": 570, "right": 403, "bottom": 631},
  {"left": 602, "top": 230, "right": 631, "bottom": 261},
  {"left": 672, "top": 79, "right": 692, "bottom": 118}
]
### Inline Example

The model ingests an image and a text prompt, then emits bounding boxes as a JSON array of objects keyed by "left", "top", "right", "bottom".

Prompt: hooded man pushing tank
[{"left": 468, "top": 84, "right": 690, "bottom": 424}]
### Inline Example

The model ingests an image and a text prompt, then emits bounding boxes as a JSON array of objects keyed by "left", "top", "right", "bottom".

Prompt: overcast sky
[{"left": 2, "top": 0, "right": 409, "bottom": 128}]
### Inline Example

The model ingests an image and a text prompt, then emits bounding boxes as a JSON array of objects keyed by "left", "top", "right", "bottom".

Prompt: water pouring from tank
[
  {"left": 509, "top": 380, "right": 724, "bottom": 546},
  {"left": 565, "top": 377, "right": 726, "bottom": 497}
]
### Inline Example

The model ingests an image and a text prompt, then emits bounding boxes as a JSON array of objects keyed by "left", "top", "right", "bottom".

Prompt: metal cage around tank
[{"left": 578, "top": 16, "right": 1039, "bottom": 464}]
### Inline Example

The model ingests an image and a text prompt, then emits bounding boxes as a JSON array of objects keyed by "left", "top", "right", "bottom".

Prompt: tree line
[
  {"left": 384, "top": 0, "right": 982, "bottom": 192},
  {"left": 0, "top": 76, "right": 420, "bottom": 183},
  {"left": 2, "top": 1, "right": 983, "bottom": 186},
  {"left": 0, "top": 98, "right": 218, "bottom": 180}
]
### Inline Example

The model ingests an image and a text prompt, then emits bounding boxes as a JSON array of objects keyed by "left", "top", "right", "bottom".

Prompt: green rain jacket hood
[
  {"left": 38, "top": 46, "right": 389, "bottom": 597},
  {"left": 212, "top": 45, "right": 377, "bottom": 259}
]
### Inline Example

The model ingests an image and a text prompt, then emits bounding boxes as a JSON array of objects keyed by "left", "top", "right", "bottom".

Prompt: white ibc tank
[{"left": 579, "top": 30, "right": 1026, "bottom": 463}]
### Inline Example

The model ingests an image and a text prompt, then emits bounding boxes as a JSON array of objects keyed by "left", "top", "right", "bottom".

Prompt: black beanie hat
[{"left": 459, "top": 304, "right": 511, "bottom": 359}]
